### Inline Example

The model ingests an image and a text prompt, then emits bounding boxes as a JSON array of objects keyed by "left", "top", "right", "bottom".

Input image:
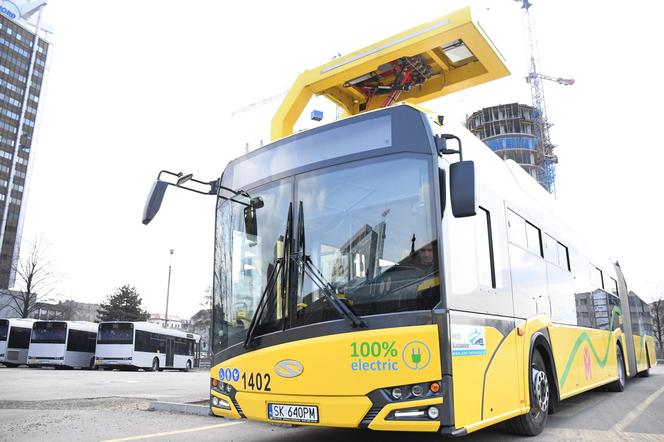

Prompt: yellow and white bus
[{"left": 144, "top": 104, "right": 655, "bottom": 436}]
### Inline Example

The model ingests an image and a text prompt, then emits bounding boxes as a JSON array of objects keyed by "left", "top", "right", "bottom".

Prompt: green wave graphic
[{"left": 559, "top": 307, "right": 622, "bottom": 389}]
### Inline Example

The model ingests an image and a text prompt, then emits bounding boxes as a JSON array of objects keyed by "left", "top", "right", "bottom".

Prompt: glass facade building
[
  {"left": 466, "top": 103, "right": 547, "bottom": 188},
  {"left": 0, "top": 9, "right": 50, "bottom": 288}
]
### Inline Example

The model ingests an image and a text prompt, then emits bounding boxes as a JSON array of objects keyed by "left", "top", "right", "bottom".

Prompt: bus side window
[
  {"left": 591, "top": 267, "right": 603, "bottom": 289},
  {"left": 475, "top": 207, "right": 496, "bottom": 288},
  {"left": 506, "top": 209, "right": 527, "bottom": 249},
  {"left": 525, "top": 222, "right": 542, "bottom": 257}
]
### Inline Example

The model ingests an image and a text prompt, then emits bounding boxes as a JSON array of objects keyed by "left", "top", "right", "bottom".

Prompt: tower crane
[
  {"left": 516, "top": 0, "right": 574, "bottom": 193},
  {"left": 230, "top": 91, "right": 288, "bottom": 117}
]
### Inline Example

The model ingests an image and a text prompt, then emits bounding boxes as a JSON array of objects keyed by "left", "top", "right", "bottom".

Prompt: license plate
[{"left": 267, "top": 403, "right": 319, "bottom": 423}]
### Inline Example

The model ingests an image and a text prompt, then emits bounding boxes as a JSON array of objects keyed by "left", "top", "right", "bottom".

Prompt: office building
[{"left": 0, "top": 1, "right": 51, "bottom": 288}]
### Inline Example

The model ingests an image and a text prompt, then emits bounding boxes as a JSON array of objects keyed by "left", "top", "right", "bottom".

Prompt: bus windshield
[
  {"left": 31, "top": 322, "right": 67, "bottom": 344},
  {"left": 213, "top": 155, "right": 439, "bottom": 352},
  {"left": 0, "top": 320, "right": 7, "bottom": 341},
  {"left": 98, "top": 323, "right": 134, "bottom": 344}
]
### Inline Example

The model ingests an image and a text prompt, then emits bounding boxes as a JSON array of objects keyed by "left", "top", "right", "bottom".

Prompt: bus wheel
[
  {"left": 637, "top": 348, "right": 650, "bottom": 378},
  {"left": 182, "top": 360, "right": 191, "bottom": 372},
  {"left": 608, "top": 345, "right": 626, "bottom": 392},
  {"left": 150, "top": 358, "right": 159, "bottom": 372},
  {"left": 508, "top": 350, "right": 549, "bottom": 436}
]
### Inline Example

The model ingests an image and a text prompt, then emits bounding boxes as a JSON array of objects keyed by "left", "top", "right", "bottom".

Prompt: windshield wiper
[
  {"left": 243, "top": 203, "right": 292, "bottom": 349},
  {"left": 293, "top": 201, "right": 367, "bottom": 328}
]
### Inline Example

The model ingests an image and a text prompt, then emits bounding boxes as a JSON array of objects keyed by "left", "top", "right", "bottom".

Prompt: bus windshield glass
[
  {"left": 0, "top": 320, "right": 7, "bottom": 341},
  {"left": 31, "top": 322, "right": 67, "bottom": 344},
  {"left": 98, "top": 323, "right": 134, "bottom": 344},
  {"left": 213, "top": 155, "right": 439, "bottom": 352}
]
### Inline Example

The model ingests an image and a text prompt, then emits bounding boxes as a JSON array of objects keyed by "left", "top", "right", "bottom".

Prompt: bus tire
[
  {"left": 182, "top": 360, "right": 191, "bottom": 372},
  {"left": 507, "top": 350, "right": 549, "bottom": 436},
  {"left": 637, "top": 348, "right": 651, "bottom": 378},
  {"left": 608, "top": 345, "right": 626, "bottom": 392},
  {"left": 150, "top": 358, "right": 159, "bottom": 372}
]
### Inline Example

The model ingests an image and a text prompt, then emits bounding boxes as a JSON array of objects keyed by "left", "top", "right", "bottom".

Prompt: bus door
[{"left": 166, "top": 338, "right": 174, "bottom": 367}]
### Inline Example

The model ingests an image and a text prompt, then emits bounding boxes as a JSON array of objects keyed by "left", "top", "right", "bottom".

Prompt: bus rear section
[
  {"left": 0, "top": 319, "right": 8, "bottom": 363},
  {"left": 0, "top": 319, "right": 35, "bottom": 367},
  {"left": 28, "top": 321, "right": 97, "bottom": 369},
  {"left": 96, "top": 322, "right": 136, "bottom": 369}
]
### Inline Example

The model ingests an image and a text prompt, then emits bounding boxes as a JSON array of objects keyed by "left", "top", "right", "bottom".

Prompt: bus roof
[
  {"left": 2, "top": 318, "right": 37, "bottom": 327},
  {"left": 98, "top": 321, "right": 200, "bottom": 341},
  {"left": 33, "top": 320, "right": 98, "bottom": 334}
]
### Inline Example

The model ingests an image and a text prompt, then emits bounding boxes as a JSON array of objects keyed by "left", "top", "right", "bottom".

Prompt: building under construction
[{"left": 466, "top": 103, "right": 553, "bottom": 190}]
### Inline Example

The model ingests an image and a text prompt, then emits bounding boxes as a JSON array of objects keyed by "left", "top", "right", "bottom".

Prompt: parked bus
[
  {"left": 144, "top": 104, "right": 656, "bottom": 436},
  {"left": 95, "top": 322, "right": 200, "bottom": 371},
  {"left": 27, "top": 321, "right": 97, "bottom": 369},
  {"left": 0, "top": 318, "right": 36, "bottom": 367}
]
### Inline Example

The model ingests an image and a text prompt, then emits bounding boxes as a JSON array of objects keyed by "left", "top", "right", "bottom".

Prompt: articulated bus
[
  {"left": 95, "top": 322, "right": 200, "bottom": 371},
  {"left": 0, "top": 318, "right": 35, "bottom": 367},
  {"left": 143, "top": 104, "right": 655, "bottom": 436},
  {"left": 27, "top": 321, "right": 97, "bottom": 369}
]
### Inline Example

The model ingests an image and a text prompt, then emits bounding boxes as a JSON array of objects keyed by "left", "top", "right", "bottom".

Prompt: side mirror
[
  {"left": 449, "top": 161, "right": 477, "bottom": 218},
  {"left": 244, "top": 205, "right": 258, "bottom": 237},
  {"left": 142, "top": 181, "right": 169, "bottom": 225}
]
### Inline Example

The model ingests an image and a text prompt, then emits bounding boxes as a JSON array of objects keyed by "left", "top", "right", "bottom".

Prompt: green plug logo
[
  {"left": 402, "top": 340, "right": 431, "bottom": 370},
  {"left": 411, "top": 347, "right": 422, "bottom": 369}
]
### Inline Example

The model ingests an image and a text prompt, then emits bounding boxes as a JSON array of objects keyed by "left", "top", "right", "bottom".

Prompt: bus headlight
[
  {"left": 391, "top": 387, "right": 403, "bottom": 400},
  {"left": 211, "top": 396, "right": 231, "bottom": 410},
  {"left": 427, "top": 406, "right": 439, "bottom": 419},
  {"left": 411, "top": 384, "right": 424, "bottom": 397}
]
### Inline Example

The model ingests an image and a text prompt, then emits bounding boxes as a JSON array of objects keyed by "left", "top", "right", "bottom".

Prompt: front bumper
[{"left": 209, "top": 389, "right": 443, "bottom": 432}]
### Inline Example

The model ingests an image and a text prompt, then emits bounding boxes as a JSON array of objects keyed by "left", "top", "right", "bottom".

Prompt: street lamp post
[{"left": 164, "top": 249, "right": 174, "bottom": 328}]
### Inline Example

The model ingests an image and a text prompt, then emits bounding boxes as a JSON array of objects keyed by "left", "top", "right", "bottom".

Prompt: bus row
[{"left": 0, "top": 319, "right": 201, "bottom": 371}]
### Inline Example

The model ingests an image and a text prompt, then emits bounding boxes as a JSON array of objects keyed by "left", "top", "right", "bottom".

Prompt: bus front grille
[
  {"left": 359, "top": 407, "right": 382, "bottom": 428},
  {"left": 231, "top": 398, "right": 245, "bottom": 418}
]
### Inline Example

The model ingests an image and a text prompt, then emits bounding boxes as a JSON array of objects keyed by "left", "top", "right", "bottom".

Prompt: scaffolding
[{"left": 466, "top": 103, "right": 554, "bottom": 187}]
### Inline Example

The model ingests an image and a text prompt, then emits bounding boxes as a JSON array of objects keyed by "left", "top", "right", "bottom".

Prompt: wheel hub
[{"left": 531, "top": 367, "right": 549, "bottom": 418}]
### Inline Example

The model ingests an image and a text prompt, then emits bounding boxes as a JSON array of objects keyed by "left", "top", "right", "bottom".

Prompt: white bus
[
  {"left": 95, "top": 321, "right": 200, "bottom": 371},
  {"left": 27, "top": 321, "right": 98, "bottom": 369},
  {"left": 0, "top": 318, "right": 36, "bottom": 367}
]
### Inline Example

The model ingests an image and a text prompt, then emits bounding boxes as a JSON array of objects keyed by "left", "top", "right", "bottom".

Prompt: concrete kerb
[{"left": 149, "top": 400, "right": 211, "bottom": 416}]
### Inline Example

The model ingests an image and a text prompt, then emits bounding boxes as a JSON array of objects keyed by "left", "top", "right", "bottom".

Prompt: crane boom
[{"left": 516, "top": 0, "right": 573, "bottom": 193}]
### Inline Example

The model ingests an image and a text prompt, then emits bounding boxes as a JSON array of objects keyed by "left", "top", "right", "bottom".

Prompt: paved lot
[
  {"left": 1, "top": 365, "right": 663, "bottom": 441},
  {"left": 0, "top": 366, "right": 209, "bottom": 403}
]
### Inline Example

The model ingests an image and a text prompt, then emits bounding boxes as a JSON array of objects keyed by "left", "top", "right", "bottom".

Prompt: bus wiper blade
[
  {"left": 294, "top": 255, "right": 367, "bottom": 328},
  {"left": 243, "top": 258, "right": 284, "bottom": 349},
  {"left": 243, "top": 203, "right": 292, "bottom": 349}
]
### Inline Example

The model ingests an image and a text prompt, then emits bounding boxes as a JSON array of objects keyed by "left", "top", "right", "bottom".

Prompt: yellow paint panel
[
  {"left": 211, "top": 325, "right": 441, "bottom": 427},
  {"left": 646, "top": 336, "right": 657, "bottom": 368},
  {"left": 451, "top": 326, "right": 504, "bottom": 429},
  {"left": 548, "top": 325, "right": 620, "bottom": 399},
  {"left": 482, "top": 331, "right": 522, "bottom": 421}
]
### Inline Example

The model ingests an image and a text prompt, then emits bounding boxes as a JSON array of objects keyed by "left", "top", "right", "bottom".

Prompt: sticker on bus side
[{"left": 451, "top": 325, "right": 486, "bottom": 356}]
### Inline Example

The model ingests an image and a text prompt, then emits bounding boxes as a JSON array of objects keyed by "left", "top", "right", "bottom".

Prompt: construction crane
[
  {"left": 516, "top": 0, "right": 574, "bottom": 193},
  {"left": 230, "top": 91, "right": 288, "bottom": 117}
]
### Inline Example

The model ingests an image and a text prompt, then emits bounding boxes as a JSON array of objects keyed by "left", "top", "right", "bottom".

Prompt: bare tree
[{"left": 2, "top": 240, "right": 58, "bottom": 318}]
